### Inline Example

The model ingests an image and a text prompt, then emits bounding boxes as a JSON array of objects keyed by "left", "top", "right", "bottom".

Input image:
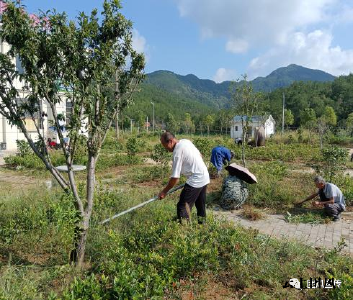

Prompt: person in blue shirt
[{"left": 210, "top": 146, "right": 234, "bottom": 177}]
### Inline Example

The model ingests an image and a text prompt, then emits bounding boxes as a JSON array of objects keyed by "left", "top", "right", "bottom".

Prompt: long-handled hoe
[{"left": 101, "top": 184, "right": 185, "bottom": 225}]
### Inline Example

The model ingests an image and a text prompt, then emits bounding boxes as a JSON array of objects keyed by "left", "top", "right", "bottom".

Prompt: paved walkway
[{"left": 215, "top": 210, "right": 353, "bottom": 256}]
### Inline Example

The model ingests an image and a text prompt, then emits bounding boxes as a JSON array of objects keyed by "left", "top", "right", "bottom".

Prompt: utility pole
[
  {"left": 130, "top": 118, "right": 133, "bottom": 134},
  {"left": 282, "top": 92, "right": 285, "bottom": 135},
  {"left": 146, "top": 116, "right": 149, "bottom": 133},
  {"left": 151, "top": 102, "right": 155, "bottom": 133}
]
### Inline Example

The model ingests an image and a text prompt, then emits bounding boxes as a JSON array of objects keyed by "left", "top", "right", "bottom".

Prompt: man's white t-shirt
[{"left": 171, "top": 139, "right": 210, "bottom": 188}]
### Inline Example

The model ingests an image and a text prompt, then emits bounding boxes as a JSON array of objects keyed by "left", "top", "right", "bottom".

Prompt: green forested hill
[
  {"left": 144, "top": 70, "right": 230, "bottom": 109},
  {"left": 125, "top": 64, "right": 347, "bottom": 128},
  {"left": 125, "top": 83, "right": 213, "bottom": 125},
  {"left": 252, "top": 64, "right": 336, "bottom": 92},
  {"left": 142, "top": 64, "right": 336, "bottom": 111}
]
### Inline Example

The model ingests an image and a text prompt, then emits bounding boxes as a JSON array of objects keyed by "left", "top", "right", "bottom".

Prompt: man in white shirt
[{"left": 158, "top": 132, "right": 210, "bottom": 223}]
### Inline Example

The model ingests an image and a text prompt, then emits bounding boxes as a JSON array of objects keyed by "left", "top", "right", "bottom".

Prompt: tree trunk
[
  {"left": 76, "top": 217, "right": 89, "bottom": 267},
  {"left": 241, "top": 119, "right": 246, "bottom": 167},
  {"left": 72, "top": 152, "right": 97, "bottom": 268}
]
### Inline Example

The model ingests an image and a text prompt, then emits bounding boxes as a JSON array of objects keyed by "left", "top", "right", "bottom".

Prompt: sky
[{"left": 20, "top": 0, "right": 353, "bottom": 82}]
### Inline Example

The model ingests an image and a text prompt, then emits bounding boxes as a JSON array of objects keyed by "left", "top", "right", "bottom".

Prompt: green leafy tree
[
  {"left": 165, "top": 112, "right": 179, "bottom": 134},
  {"left": 300, "top": 108, "right": 317, "bottom": 126},
  {"left": 0, "top": 1, "right": 144, "bottom": 267},
  {"left": 204, "top": 114, "right": 214, "bottom": 136},
  {"left": 317, "top": 106, "right": 337, "bottom": 149},
  {"left": 232, "top": 75, "right": 260, "bottom": 167},
  {"left": 135, "top": 111, "right": 145, "bottom": 131},
  {"left": 300, "top": 108, "right": 317, "bottom": 143},
  {"left": 182, "top": 112, "right": 195, "bottom": 134},
  {"left": 215, "top": 109, "right": 232, "bottom": 135},
  {"left": 198, "top": 119, "right": 204, "bottom": 136},
  {"left": 323, "top": 106, "right": 337, "bottom": 126},
  {"left": 345, "top": 113, "right": 353, "bottom": 136},
  {"left": 284, "top": 109, "right": 294, "bottom": 129},
  {"left": 320, "top": 146, "right": 348, "bottom": 181},
  {"left": 126, "top": 137, "right": 139, "bottom": 157}
]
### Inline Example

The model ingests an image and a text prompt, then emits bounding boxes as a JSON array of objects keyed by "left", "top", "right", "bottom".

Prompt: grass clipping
[{"left": 242, "top": 205, "right": 265, "bottom": 221}]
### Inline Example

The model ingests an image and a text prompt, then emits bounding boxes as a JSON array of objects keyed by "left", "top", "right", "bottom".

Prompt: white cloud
[
  {"left": 132, "top": 29, "right": 150, "bottom": 62},
  {"left": 226, "top": 38, "right": 248, "bottom": 54},
  {"left": 175, "top": 0, "right": 340, "bottom": 51},
  {"left": 248, "top": 30, "right": 353, "bottom": 78},
  {"left": 213, "top": 68, "right": 237, "bottom": 83}
]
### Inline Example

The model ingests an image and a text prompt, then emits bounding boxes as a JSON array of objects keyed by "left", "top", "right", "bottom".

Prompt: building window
[{"left": 235, "top": 126, "right": 238, "bottom": 131}]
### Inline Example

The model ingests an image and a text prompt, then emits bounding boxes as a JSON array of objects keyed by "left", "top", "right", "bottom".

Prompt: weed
[
  {"left": 285, "top": 210, "right": 330, "bottom": 224},
  {"left": 242, "top": 206, "right": 265, "bottom": 221}
]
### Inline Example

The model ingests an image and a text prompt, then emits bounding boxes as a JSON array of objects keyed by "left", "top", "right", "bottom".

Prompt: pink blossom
[
  {"left": 0, "top": 1, "right": 8, "bottom": 14},
  {"left": 29, "top": 13, "right": 40, "bottom": 26}
]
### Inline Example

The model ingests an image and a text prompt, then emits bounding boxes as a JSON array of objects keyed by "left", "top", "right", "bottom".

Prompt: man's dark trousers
[{"left": 177, "top": 183, "right": 207, "bottom": 223}]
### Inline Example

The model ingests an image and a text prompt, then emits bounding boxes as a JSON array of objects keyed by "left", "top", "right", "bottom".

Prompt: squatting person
[
  {"left": 301, "top": 176, "right": 346, "bottom": 221},
  {"left": 210, "top": 146, "right": 234, "bottom": 177},
  {"left": 158, "top": 132, "right": 210, "bottom": 224}
]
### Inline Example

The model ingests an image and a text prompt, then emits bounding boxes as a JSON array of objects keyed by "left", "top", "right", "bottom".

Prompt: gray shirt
[{"left": 321, "top": 183, "right": 345, "bottom": 210}]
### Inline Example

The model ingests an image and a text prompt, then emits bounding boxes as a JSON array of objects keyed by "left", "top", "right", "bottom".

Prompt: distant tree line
[{"left": 119, "top": 74, "right": 353, "bottom": 136}]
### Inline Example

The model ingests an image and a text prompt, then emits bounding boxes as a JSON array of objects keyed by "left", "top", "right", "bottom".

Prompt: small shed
[{"left": 230, "top": 115, "right": 275, "bottom": 140}]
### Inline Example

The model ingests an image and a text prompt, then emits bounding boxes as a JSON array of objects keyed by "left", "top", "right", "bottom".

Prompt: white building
[
  {"left": 230, "top": 115, "right": 276, "bottom": 140},
  {"left": 0, "top": 33, "right": 69, "bottom": 151}
]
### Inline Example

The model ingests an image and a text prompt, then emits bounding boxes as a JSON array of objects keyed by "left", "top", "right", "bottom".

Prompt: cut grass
[
  {"left": 285, "top": 208, "right": 331, "bottom": 224},
  {"left": 242, "top": 205, "right": 266, "bottom": 221}
]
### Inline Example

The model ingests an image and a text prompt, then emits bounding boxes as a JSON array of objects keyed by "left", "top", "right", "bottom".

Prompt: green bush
[
  {"left": 96, "top": 154, "right": 141, "bottom": 170},
  {"left": 192, "top": 137, "right": 213, "bottom": 158},
  {"left": 126, "top": 137, "right": 139, "bottom": 157},
  {"left": 247, "top": 161, "right": 294, "bottom": 208},
  {"left": 16, "top": 139, "right": 32, "bottom": 156},
  {"left": 128, "top": 165, "right": 169, "bottom": 183},
  {"left": 320, "top": 146, "right": 348, "bottom": 181},
  {"left": 332, "top": 175, "right": 353, "bottom": 206},
  {"left": 150, "top": 143, "right": 171, "bottom": 167}
]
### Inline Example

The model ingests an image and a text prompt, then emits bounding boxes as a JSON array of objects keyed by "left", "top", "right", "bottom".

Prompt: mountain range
[{"left": 126, "top": 64, "right": 336, "bottom": 120}]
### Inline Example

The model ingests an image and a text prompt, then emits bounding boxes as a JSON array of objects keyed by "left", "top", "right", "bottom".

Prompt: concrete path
[{"left": 215, "top": 210, "right": 353, "bottom": 256}]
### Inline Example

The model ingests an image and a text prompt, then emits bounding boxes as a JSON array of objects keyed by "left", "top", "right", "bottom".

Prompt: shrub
[
  {"left": 321, "top": 146, "right": 348, "bottom": 181},
  {"left": 247, "top": 161, "right": 294, "bottom": 208},
  {"left": 96, "top": 154, "right": 141, "bottom": 171},
  {"left": 150, "top": 143, "right": 171, "bottom": 167},
  {"left": 126, "top": 137, "right": 139, "bottom": 157},
  {"left": 16, "top": 139, "right": 32, "bottom": 156},
  {"left": 192, "top": 137, "right": 212, "bottom": 158}
]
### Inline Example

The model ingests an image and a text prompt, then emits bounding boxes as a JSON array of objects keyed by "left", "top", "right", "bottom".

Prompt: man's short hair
[
  {"left": 161, "top": 131, "right": 175, "bottom": 143},
  {"left": 314, "top": 175, "right": 326, "bottom": 184}
]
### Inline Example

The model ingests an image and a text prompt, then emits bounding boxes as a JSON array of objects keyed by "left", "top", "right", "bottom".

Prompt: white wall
[
  {"left": 230, "top": 117, "right": 275, "bottom": 140},
  {"left": 231, "top": 121, "right": 259, "bottom": 139},
  {"left": 265, "top": 120, "right": 275, "bottom": 136}
]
